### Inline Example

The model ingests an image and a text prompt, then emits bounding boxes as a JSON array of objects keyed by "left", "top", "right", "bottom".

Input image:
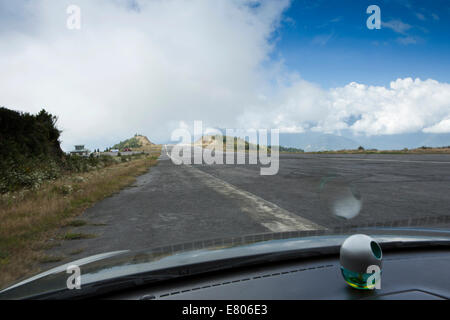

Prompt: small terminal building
[{"left": 70, "top": 145, "right": 89, "bottom": 156}]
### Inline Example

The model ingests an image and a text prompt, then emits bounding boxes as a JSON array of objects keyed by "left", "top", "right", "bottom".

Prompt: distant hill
[
  {"left": 278, "top": 132, "right": 450, "bottom": 151},
  {"left": 183, "top": 131, "right": 450, "bottom": 152},
  {"left": 351, "top": 132, "right": 450, "bottom": 150},
  {"left": 279, "top": 132, "right": 360, "bottom": 152},
  {"left": 279, "top": 146, "right": 304, "bottom": 153},
  {"left": 113, "top": 134, "right": 155, "bottom": 151},
  {"left": 134, "top": 135, "right": 155, "bottom": 147},
  {"left": 194, "top": 135, "right": 269, "bottom": 151}
]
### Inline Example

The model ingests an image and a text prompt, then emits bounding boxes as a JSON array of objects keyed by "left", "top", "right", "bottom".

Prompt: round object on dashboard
[{"left": 340, "top": 234, "right": 382, "bottom": 289}]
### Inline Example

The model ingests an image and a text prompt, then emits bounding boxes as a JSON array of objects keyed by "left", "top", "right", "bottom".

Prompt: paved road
[{"left": 46, "top": 146, "right": 450, "bottom": 262}]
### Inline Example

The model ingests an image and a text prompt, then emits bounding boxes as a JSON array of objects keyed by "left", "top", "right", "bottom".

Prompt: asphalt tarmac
[{"left": 45, "top": 146, "right": 450, "bottom": 262}]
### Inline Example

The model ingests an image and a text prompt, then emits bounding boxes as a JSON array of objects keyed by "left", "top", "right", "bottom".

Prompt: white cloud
[
  {"left": 0, "top": 0, "right": 449, "bottom": 152},
  {"left": 0, "top": 0, "right": 290, "bottom": 149},
  {"left": 333, "top": 78, "right": 450, "bottom": 135},
  {"left": 423, "top": 118, "right": 450, "bottom": 133},
  {"left": 240, "top": 78, "right": 450, "bottom": 136},
  {"left": 382, "top": 19, "right": 412, "bottom": 34}
]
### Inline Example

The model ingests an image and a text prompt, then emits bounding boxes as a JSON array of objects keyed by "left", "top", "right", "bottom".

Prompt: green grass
[
  {"left": 63, "top": 233, "right": 96, "bottom": 240},
  {"left": 0, "top": 154, "right": 160, "bottom": 289}
]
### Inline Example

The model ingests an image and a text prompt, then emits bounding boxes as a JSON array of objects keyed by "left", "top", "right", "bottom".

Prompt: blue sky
[{"left": 273, "top": 0, "right": 450, "bottom": 88}]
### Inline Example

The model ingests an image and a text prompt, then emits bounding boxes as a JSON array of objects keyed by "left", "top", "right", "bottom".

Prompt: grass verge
[
  {"left": 65, "top": 220, "right": 87, "bottom": 227},
  {"left": 63, "top": 233, "right": 96, "bottom": 240},
  {"left": 0, "top": 152, "right": 159, "bottom": 289}
]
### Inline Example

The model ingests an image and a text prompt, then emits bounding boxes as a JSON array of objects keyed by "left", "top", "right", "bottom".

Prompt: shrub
[{"left": 0, "top": 107, "right": 140, "bottom": 194}]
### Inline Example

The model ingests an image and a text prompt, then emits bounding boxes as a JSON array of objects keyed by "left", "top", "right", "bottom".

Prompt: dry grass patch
[
  {"left": 69, "top": 248, "right": 85, "bottom": 256},
  {"left": 0, "top": 154, "right": 159, "bottom": 289},
  {"left": 39, "top": 255, "right": 65, "bottom": 264}
]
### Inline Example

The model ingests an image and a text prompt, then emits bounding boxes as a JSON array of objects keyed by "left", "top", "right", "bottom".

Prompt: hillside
[
  {"left": 278, "top": 132, "right": 450, "bottom": 152},
  {"left": 113, "top": 134, "right": 155, "bottom": 151},
  {"left": 278, "top": 132, "right": 359, "bottom": 152},
  {"left": 194, "top": 135, "right": 269, "bottom": 152},
  {"left": 135, "top": 134, "right": 155, "bottom": 147}
]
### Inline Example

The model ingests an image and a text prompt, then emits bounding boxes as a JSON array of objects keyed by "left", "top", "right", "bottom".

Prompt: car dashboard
[{"left": 107, "top": 248, "right": 450, "bottom": 300}]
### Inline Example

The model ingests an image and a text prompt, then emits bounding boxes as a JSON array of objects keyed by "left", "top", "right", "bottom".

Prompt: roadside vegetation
[
  {"left": 0, "top": 151, "right": 160, "bottom": 289},
  {"left": 0, "top": 107, "right": 132, "bottom": 193},
  {"left": 278, "top": 146, "right": 305, "bottom": 153},
  {"left": 0, "top": 107, "right": 161, "bottom": 289}
]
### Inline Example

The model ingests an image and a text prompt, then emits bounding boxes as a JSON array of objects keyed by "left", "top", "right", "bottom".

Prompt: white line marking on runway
[
  {"left": 164, "top": 144, "right": 323, "bottom": 232},
  {"left": 188, "top": 166, "right": 325, "bottom": 232}
]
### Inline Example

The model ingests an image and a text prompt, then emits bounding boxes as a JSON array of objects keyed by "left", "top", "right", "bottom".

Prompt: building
[{"left": 70, "top": 145, "right": 89, "bottom": 156}]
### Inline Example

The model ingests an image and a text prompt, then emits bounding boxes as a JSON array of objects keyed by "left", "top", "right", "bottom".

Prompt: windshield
[{"left": 0, "top": 0, "right": 449, "bottom": 292}]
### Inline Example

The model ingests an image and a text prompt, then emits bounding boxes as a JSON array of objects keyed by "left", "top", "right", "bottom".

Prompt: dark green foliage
[
  {"left": 278, "top": 146, "right": 304, "bottom": 153},
  {"left": 0, "top": 107, "right": 63, "bottom": 192},
  {"left": 0, "top": 107, "right": 63, "bottom": 161},
  {"left": 0, "top": 107, "right": 116, "bottom": 193}
]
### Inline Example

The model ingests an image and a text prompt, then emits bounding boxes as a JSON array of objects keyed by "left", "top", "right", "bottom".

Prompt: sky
[
  {"left": 0, "top": 0, "right": 449, "bottom": 151},
  {"left": 276, "top": 0, "right": 450, "bottom": 88}
]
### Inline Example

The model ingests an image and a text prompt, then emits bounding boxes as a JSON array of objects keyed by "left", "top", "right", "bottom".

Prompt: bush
[
  {"left": 0, "top": 152, "right": 118, "bottom": 193},
  {"left": 0, "top": 107, "right": 63, "bottom": 161},
  {"left": 0, "top": 157, "right": 62, "bottom": 193},
  {"left": 0, "top": 107, "right": 141, "bottom": 194}
]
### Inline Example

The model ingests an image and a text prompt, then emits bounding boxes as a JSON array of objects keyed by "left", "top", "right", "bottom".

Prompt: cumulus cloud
[
  {"left": 0, "top": 0, "right": 449, "bottom": 151},
  {"left": 239, "top": 78, "right": 450, "bottom": 136},
  {"left": 423, "top": 118, "right": 450, "bottom": 133},
  {"left": 0, "top": 0, "right": 290, "bottom": 149}
]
